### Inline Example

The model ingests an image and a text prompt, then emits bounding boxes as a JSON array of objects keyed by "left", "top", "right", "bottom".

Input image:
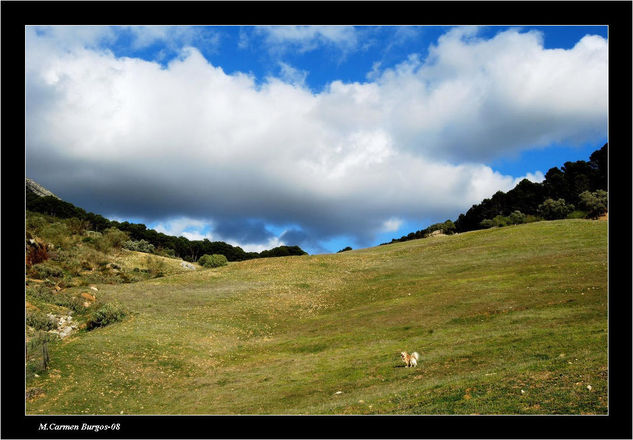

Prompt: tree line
[
  {"left": 384, "top": 143, "right": 607, "bottom": 245},
  {"left": 25, "top": 190, "right": 307, "bottom": 262}
]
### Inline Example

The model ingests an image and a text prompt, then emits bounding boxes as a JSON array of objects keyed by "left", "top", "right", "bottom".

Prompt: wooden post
[{"left": 41, "top": 332, "right": 50, "bottom": 370}]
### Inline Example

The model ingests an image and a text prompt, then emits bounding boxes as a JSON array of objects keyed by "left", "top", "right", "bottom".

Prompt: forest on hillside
[
  {"left": 26, "top": 190, "right": 306, "bottom": 262},
  {"left": 385, "top": 143, "right": 607, "bottom": 245}
]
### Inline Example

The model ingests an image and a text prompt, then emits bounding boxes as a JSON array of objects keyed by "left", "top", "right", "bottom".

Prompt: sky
[{"left": 25, "top": 25, "right": 608, "bottom": 255}]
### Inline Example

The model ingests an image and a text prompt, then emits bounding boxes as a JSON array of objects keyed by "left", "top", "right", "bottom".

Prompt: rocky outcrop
[
  {"left": 26, "top": 178, "right": 60, "bottom": 199},
  {"left": 47, "top": 313, "right": 77, "bottom": 339},
  {"left": 181, "top": 261, "right": 196, "bottom": 270}
]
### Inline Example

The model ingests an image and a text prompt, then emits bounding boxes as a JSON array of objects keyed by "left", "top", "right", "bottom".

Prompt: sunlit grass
[{"left": 26, "top": 220, "right": 607, "bottom": 414}]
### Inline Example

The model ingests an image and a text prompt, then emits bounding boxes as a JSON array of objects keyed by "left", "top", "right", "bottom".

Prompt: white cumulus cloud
[{"left": 25, "top": 26, "right": 607, "bottom": 251}]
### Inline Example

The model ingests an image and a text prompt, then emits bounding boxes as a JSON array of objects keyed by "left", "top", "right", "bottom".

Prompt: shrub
[
  {"left": 58, "top": 295, "right": 85, "bottom": 314},
  {"left": 337, "top": 246, "right": 353, "bottom": 253},
  {"left": 492, "top": 215, "right": 510, "bottom": 227},
  {"left": 94, "top": 228, "right": 128, "bottom": 253},
  {"left": 154, "top": 247, "right": 176, "bottom": 258},
  {"left": 578, "top": 190, "right": 607, "bottom": 219},
  {"left": 442, "top": 219, "right": 456, "bottom": 234},
  {"left": 537, "top": 198, "right": 575, "bottom": 220},
  {"left": 40, "top": 222, "right": 71, "bottom": 248},
  {"left": 65, "top": 217, "right": 90, "bottom": 236},
  {"left": 480, "top": 215, "right": 511, "bottom": 229},
  {"left": 567, "top": 210, "right": 588, "bottom": 219},
  {"left": 86, "top": 302, "right": 127, "bottom": 330},
  {"left": 508, "top": 210, "right": 527, "bottom": 225},
  {"left": 85, "top": 231, "right": 102, "bottom": 239},
  {"left": 145, "top": 255, "right": 166, "bottom": 277},
  {"left": 480, "top": 219, "right": 495, "bottom": 229},
  {"left": 26, "top": 213, "right": 49, "bottom": 236},
  {"left": 31, "top": 261, "right": 64, "bottom": 279},
  {"left": 26, "top": 285, "right": 86, "bottom": 314},
  {"left": 26, "top": 284, "right": 54, "bottom": 302},
  {"left": 26, "top": 310, "right": 57, "bottom": 331},
  {"left": 124, "top": 239, "right": 155, "bottom": 254},
  {"left": 198, "top": 254, "right": 228, "bottom": 268},
  {"left": 26, "top": 239, "right": 49, "bottom": 266}
]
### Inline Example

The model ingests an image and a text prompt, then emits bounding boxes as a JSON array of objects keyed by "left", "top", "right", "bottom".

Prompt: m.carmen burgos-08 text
[{"left": 39, "top": 423, "right": 121, "bottom": 432}]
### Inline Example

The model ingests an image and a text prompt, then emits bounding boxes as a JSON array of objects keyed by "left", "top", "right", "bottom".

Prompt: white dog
[{"left": 401, "top": 351, "right": 419, "bottom": 368}]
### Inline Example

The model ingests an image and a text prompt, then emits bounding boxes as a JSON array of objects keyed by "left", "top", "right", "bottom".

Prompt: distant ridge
[
  {"left": 25, "top": 178, "right": 60, "bottom": 200},
  {"left": 25, "top": 179, "right": 308, "bottom": 261}
]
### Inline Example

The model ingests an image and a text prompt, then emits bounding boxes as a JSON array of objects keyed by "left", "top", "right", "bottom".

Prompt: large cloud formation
[{"left": 25, "top": 26, "right": 607, "bottom": 251}]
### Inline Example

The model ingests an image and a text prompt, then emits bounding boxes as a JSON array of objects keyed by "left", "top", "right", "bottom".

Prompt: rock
[
  {"left": 26, "top": 178, "right": 60, "bottom": 199},
  {"left": 181, "top": 261, "right": 196, "bottom": 270},
  {"left": 90, "top": 286, "right": 98, "bottom": 292},
  {"left": 80, "top": 292, "right": 96, "bottom": 302}
]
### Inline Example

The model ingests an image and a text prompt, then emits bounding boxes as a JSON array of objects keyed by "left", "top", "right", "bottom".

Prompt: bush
[
  {"left": 124, "top": 239, "right": 155, "bottom": 254},
  {"left": 94, "top": 228, "right": 128, "bottom": 253},
  {"left": 84, "top": 231, "right": 102, "bottom": 239},
  {"left": 578, "top": 190, "right": 607, "bottom": 219},
  {"left": 65, "top": 217, "right": 90, "bottom": 236},
  {"left": 537, "top": 198, "right": 575, "bottom": 220},
  {"left": 480, "top": 219, "right": 495, "bottom": 229},
  {"left": 492, "top": 215, "right": 510, "bottom": 227},
  {"left": 31, "top": 261, "right": 64, "bottom": 279},
  {"left": 86, "top": 302, "right": 127, "bottom": 330},
  {"left": 40, "top": 223, "right": 71, "bottom": 248},
  {"left": 26, "top": 310, "right": 57, "bottom": 331},
  {"left": 198, "top": 254, "right": 228, "bottom": 268},
  {"left": 26, "top": 239, "right": 49, "bottom": 266},
  {"left": 508, "top": 210, "right": 527, "bottom": 225},
  {"left": 480, "top": 215, "right": 511, "bottom": 229},
  {"left": 337, "top": 246, "right": 353, "bottom": 253},
  {"left": 145, "top": 255, "right": 166, "bottom": 277},
  {"left": 442, "top": 219, "right": 456, "bottom": 234},
  {"left": 567, "top": 210, "right": 589, "bottom": 219},
  {"left": 26, "top": 285, "right": 86, "bottom": 314},
  {"left": 26, "top": 212, "right": 49, "bottom": 236},
  {"left": 154, "top": 247, "right": 176, "bottom": 258}
]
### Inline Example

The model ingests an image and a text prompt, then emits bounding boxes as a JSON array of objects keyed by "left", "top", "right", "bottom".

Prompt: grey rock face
[
  {"left": 181, "top": 261, "right": 196, "bottom": 270},
  {"left": 26, "top": 178, "right": 60, "bottom": 199}
]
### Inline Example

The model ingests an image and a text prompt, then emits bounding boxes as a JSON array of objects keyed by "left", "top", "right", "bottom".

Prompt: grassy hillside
[{"left": 25, "top": 219, "right": 607, "bottom": 414}]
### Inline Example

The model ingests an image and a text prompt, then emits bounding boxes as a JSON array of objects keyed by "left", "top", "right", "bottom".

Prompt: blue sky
[{"left": 26, "top": 25, "right": 607, "bottom": 255}]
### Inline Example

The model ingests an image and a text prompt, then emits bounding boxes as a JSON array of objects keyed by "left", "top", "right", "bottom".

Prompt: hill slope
[{"left": 26, "top": 220, "right": 607, "bottom": 414}]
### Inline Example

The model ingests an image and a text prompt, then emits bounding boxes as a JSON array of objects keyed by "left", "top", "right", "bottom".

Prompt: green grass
[{"left": 25, "top": 219, "right": 607, "bottom": 414}]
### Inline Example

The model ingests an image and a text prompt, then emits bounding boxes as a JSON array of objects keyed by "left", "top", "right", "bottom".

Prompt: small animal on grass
[{"left": 401, "top": 351, "right": 420, "bottom": 368}]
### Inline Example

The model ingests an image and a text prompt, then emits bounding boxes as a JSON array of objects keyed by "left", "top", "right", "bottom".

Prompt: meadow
[{"left": 25, "top": 219, "right": 607, "bottom": 414}]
